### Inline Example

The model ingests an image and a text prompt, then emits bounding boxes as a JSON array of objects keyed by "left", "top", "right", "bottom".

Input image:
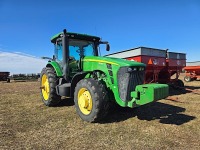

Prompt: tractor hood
[{"left": 83, "top": 56, "right": 146, "bottom": 67}]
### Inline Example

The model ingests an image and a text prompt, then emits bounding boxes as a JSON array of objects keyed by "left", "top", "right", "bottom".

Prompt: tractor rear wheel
[
  {"left": 40, "top": 67, "right": 61, "bottom": 106},
  {"left": 74, "top": 78, "right": 109, "bottom": 122},
  {"left": 184, "top": 76, "right": 191, "bottom": 82}
]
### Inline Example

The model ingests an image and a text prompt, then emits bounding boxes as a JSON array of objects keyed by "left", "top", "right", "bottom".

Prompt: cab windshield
[
  {"left": 69, "top": 39, "right": 96, "bottom": 60},
  {"left": 55, "top": 39, "right": 96, "bottom": 62}
]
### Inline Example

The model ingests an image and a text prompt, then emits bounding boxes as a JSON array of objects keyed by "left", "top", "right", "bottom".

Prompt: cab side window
[{"left": 55, "top": 42, "right": 63, "bottom": 61}]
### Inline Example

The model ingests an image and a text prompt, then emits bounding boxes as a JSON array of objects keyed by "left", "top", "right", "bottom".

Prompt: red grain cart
[
  {"left": 183, "top": 66, "right": 200, "bottom": 82},
  {"left": 0, "top": 72, "right": 10, "bottom": 82},
  {"left": 105, "top": 47, "right": 186, "bottom": 87}
]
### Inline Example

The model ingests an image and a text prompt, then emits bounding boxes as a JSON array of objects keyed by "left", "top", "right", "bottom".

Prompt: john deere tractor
[{"left": 40, "top": 29, "right": 169, "bottom": 122}]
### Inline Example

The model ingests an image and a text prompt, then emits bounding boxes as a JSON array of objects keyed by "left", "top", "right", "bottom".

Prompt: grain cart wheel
[
  {"left": 184, "top": 76, "right": 191, "bottom": 82},
  {"left": 40, "top": 67, "right": 61, "bottom": 106},
  {"left": 176, "top": 79, "right": 184, "bottom": 88},
  {"left": 74, "top": 78, "right": 109, "bottom": 122}
]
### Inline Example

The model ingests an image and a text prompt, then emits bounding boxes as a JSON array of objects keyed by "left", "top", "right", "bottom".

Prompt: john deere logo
[{"left": 153, "top": 59, "right": 159, "bottom": 65}]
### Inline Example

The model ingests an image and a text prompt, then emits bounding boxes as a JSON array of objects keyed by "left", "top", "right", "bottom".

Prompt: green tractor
[{"left": 40, "top": 29, "right": 169, "bottom": 122}]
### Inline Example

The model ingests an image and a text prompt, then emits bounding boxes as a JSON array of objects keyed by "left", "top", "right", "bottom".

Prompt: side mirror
[
  {"left": 99, "top": 41, "right": 110, "bottom": 51},
  {"left": 41, "top": 56, "right": 53, "bottom": 61},
  {"left": 106, "top": 43, "right": 110, "bottom": 51}
]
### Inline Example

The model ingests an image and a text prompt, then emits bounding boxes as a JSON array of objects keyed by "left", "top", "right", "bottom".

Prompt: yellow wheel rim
[
  {"left": 41, "top": 74, "right": 50, "bottom": 100},
  {"left": 78, "top": 88, "right": 92, "bottom": 115}
]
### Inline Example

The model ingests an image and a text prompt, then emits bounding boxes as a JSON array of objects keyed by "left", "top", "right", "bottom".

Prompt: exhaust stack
[{"left": 62, "top": 29, "right": 69, "bottom": 81}]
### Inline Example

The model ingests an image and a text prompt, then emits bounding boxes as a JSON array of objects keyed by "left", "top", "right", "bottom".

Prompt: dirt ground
[{"left": 0, "top": 73, "right": 200, "bottom": 150}]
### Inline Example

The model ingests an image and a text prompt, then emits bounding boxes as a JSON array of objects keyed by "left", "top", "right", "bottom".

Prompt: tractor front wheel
[
  {"left": 74, "top": 78, "right": 109, "bottom": 122},
  {"left": 40, "top": 67, "right": 61, "bottom": 106}
]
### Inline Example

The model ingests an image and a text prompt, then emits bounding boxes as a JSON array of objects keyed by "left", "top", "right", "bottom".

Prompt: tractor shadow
[
  {"left": 101, "top": 102, "right": 195, "bottom": 125},
  {"left": 184, "top": 85, "right": 200, "bottom": 90},
  {"left": 56, "top": 98, "right": 74, "bottom": 107},
  {"left": 169, "top": 85, "right": 200, "bottom": 96}
]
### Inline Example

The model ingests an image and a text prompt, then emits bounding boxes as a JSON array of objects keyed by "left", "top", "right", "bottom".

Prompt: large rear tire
[
  {"left": 74, "top": 78, "right": 109, "bottom": 122},
  {"left": 40, "top": 67, "right": 61, "bottom": 106}
]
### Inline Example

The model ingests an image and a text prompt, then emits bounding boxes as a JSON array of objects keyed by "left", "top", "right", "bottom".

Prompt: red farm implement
[
  {"left": 105, "top": 47, "right": 186, "bottom": 87},
  {"left": 160, "top": 51, "right": 186, "bottom": 86},
  {"left": 183, "top": 66, "right": 200, "bottom": 82}
]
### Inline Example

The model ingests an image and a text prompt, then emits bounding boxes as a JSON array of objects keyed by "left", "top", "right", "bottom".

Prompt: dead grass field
[{"left": 0, "top": 74, "right": 200, "bottom": 150}]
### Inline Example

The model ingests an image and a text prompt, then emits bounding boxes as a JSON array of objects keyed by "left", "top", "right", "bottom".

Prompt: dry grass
[{"left": 0, "top": 74, "right": 200, "bottom": 150}]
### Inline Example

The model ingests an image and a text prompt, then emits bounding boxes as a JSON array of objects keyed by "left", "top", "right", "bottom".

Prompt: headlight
[
  {"left": 127, "top": 67, "right": 132, "bottom": 72},
  {"left": 127, "top": 67, "right": 137, "bottom": 72},
  {"left": 139, "top": 67, "right": 144, "bottom": 71}
]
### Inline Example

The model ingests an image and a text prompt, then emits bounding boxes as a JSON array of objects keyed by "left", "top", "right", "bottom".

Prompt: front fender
[{"left": 70, "top": 71, "right": 92, "bottom": 97}]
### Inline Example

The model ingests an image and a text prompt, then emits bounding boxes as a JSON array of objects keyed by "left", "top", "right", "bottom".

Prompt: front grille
[{"left": 117, "top": 67, "right": 145, "bottom": 101}]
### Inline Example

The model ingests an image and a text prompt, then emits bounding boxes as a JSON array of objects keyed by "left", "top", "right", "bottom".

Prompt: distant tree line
[{"left": 10, "top": 73, "right": 40, "bottom": 81}]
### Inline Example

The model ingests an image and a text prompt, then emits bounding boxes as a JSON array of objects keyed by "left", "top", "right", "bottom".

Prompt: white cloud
[{"left": 0, "top": 51, "right": 48, "bottom": 74}]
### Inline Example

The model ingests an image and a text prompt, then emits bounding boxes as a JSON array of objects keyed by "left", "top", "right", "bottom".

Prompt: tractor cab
[{"left": 51, "top": 31, "right": 109, "bottom": 79}]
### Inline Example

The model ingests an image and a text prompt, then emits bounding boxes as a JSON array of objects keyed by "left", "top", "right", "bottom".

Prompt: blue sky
[{"left": 0, "top": 0, "right": 200, "bottom": 62}]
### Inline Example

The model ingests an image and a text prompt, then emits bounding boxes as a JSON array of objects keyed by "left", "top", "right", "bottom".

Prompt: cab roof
[{"left": 51, "top": 32, "right": 101, "bottom": 43}]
